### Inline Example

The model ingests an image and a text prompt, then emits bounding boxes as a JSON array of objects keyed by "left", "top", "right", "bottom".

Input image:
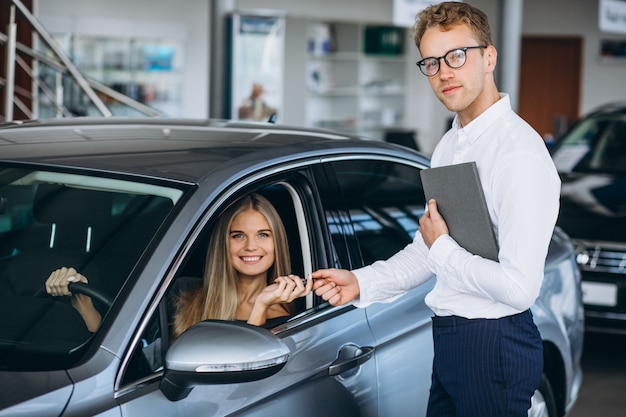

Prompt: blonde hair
[
  {"left": 413, "top": 1, "right": 493, "bottom": 50},
  {"left": 172, "top": 194, "right": 291, "bottom": 338}
]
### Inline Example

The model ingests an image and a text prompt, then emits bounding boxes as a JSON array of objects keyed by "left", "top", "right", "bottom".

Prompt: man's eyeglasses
[{"left": 416, "top": 46, "right": 487, "bottom": 77}]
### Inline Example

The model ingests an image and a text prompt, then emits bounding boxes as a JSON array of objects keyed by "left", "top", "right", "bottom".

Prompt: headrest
[{"left": 33, "top": 184, "right": 113, "bottom": 226}]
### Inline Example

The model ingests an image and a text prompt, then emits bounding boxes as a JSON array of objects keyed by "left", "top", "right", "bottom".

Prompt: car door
[
  {"left": 325, "top": 156, "right": 436, "bottom": 416},
  {"left": 117, "top": 167, "right": 379, "bottom": 416}
]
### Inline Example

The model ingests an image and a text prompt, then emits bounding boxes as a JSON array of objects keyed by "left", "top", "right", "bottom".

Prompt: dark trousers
[{"left": 426, "top": 310, "right": 543, "bottom": 417}]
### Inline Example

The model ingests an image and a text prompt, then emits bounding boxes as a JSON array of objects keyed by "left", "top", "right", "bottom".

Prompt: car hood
[
  {"left": 558, "top": 172, "right": 626, "bottom": 242},
  {"left": 0, "top": 370, "right": 72, "bottom": 414}
]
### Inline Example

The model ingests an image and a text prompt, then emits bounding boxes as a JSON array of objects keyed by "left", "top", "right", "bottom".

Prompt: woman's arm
[
  {"left": 247, "top": 274, "right": 312, "bottom": 326},
  {"left": 46, "top": 267, "right": 102, "bottom": 332}
]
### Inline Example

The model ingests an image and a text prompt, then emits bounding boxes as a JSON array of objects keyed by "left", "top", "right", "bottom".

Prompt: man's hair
[{"left": 413, "top": 1, "right": 493, "bottom": 50}]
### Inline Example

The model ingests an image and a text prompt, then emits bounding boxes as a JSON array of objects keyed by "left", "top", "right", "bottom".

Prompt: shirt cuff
[
  {"left": 351, "top": 266, "right": 373, "bottom": 308},
  {"left": 427, "top": 234, "right": 457, "bottom": 273}
]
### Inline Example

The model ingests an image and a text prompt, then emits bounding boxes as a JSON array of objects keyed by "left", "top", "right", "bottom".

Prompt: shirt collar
[{"left": 452, "top": 93, "right": 511, "bottom": 144}]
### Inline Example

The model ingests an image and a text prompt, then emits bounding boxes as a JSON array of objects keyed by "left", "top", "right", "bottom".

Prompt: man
[{"left": 312, "top": 2, "right": 561, "bottom": 416}]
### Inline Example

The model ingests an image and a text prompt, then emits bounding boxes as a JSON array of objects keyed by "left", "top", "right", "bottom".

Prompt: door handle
[{"left": 328, "top": 345, "right": 374, "bottom": 376}]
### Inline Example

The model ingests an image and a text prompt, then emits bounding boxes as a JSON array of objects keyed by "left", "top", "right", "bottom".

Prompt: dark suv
[{"left": 551, "top": 102, "right": 626, "bottom": 334}]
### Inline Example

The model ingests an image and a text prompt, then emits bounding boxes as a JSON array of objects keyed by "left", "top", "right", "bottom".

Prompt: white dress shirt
[{"left": 353, "top": 94, "right": 561, "bottom": 319}]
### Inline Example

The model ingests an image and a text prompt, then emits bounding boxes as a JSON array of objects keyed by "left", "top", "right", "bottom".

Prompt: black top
[{"left": 168, "top": 276, "right": 289, "bottom": 330}]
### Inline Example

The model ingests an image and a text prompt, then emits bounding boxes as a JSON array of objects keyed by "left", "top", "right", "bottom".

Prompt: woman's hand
[
  {"left": 45, "top": 267, "right": 88, "bottom": 296},
  {"left": 247, "top": 274, "right": 312, "bottom": 326},
  {"left": 45, "top": 267, "right": 101, "bottom": 332},
  {"left": 257, "top": 274, "right": 312, "bottom": 306}
]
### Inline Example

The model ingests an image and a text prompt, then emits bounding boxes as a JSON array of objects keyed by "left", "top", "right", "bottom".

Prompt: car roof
[
  {"left": 0, "top": 117, "right": 420, "bottom": 183},
  {"left": 586, "top": 101, "right": 626, "bottom": 117}
]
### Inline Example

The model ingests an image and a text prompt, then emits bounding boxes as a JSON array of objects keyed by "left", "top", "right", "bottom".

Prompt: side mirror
[{"left": 160, "top": 320, "right": 290, "bottom": 401}]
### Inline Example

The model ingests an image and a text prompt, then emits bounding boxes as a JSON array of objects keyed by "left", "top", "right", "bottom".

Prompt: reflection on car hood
[{"left": 558, "top": 172, "right": 626, "bottom": 242}]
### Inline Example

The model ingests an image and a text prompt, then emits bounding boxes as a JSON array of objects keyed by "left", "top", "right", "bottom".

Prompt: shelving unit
[
  {"left": 302, "top": 21, "right": 409, "bottom": 140},
  {"left": 47, "top": 34, "right": 183, "bottom": 117}
]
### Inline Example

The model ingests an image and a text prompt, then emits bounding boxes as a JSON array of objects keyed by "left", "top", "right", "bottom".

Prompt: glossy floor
[{"left": 568, "top": 332, "right": 626, "bottom": 417}]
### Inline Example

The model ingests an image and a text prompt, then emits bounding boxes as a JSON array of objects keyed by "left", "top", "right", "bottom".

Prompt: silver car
[{"left": 0, "top": 118, "right": 583, "bottom": 416}]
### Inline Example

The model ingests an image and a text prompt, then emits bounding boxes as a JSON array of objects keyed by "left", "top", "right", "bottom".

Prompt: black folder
[{"left": 419, "top": 162, "right": 499, "bottom": 261}]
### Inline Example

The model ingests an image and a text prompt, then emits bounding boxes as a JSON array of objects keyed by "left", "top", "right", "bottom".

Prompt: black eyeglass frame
[{"left": 416, "top": 46, "right": 487, "bottom": 76}]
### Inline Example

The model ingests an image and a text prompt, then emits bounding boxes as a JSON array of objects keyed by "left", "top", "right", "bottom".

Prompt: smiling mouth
[{"left": 241, "top": 256, "right": 262, "bottom": 262}]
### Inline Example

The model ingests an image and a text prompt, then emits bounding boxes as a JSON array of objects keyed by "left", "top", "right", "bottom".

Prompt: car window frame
[{"left": 115, "top": 164, "right": 342, "bottom": 393}]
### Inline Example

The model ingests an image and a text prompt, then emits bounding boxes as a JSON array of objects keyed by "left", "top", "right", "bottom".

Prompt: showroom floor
[{"left": 568, "top": 332, "right": 626, "bottom": 417}]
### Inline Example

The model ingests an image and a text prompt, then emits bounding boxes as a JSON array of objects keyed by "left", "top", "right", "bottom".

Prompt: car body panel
[
  {"left": 364, "top": 281, "right": 436, "bottom": 415},
  {"left": 120, "top": 308, "right": 374, "bottom": 417}
]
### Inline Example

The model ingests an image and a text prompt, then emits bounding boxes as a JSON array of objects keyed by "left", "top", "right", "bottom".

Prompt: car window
[
  {"left": 120, "top": 306, "right": 165, "bottom": 386},
  {"left": 552, "top": 114, "right": 626, "bottom": 174},
  {"left": 121, "top": 180, "right": 315, "bottom": 387},
  {"left": 313, "top": 164, "right": 355, "bottom": 269},
  {"left": 0, "top": 166, "right": 183, "bottom": 371},
  {"left": 167, "top": 182, "right": 310, "bottom": 321},
  {"left": 328, "top": 159, "right": 427, "bottom": 266}
]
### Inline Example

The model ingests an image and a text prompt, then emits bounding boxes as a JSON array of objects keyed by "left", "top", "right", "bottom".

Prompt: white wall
[{"left": 35, "top": 0, "right": 209, "bottom": 118}]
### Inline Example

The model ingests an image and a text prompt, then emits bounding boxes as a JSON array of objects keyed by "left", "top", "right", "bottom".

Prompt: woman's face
[{"left": 229, "top": 208, "right": 276, "bottom": 280}]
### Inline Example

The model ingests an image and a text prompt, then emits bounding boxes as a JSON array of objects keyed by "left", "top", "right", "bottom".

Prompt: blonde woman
[{"left": 171, "top": 193, "right": 311, "bottom": 338}]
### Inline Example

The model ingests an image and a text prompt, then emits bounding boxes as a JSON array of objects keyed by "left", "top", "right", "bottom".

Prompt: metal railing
[{"left": 1, "top": 0, "right": 163, "bottom": 122}]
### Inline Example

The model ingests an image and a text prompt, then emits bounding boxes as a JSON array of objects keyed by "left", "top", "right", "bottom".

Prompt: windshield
[
  {"left": 0, "top": 166, "right": 183, "bottom": 371},
  {"left": 552, "top": 113, "right": 626, "bottom": 174}
]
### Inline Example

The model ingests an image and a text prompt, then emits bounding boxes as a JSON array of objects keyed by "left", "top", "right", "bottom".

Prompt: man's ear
[{"left": 485, "top": 45, "right": 498, "bottom": 72}]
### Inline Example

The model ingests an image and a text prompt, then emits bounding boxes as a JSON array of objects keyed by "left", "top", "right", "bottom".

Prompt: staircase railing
[{"left": 1, "top": 0, "right": 163, "bottom": 122}]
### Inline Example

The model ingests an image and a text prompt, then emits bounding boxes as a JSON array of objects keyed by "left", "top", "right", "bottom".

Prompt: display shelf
[
  {"left": 49, "top": 34, "right": 184, "bottom": 116},
  {"left": 302, "top": 20, "right": 408, "bottom": 140}
]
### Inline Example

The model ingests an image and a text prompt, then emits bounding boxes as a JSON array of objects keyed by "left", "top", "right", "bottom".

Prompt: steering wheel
[{"left": 34, "top": 282, "right": 113, "bottom": 308}]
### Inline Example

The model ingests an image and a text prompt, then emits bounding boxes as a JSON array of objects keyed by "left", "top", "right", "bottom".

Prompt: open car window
[
  {"left": 164, "top": 180, "right": 312, "bottom": 332},
  {"left": 0, "top": 166, "right": 183, "bottom": 371}
]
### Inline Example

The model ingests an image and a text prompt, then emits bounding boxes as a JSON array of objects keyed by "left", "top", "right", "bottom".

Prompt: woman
[
  {"left": 171, "top": 193, "right": 311, "bottom": 338},
  {"left": 45, "top": 193, "right": 311, "bottom": 335}
]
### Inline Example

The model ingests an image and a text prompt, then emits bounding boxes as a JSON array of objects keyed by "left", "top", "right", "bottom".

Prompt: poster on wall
[
  {"left": 599, "top": 0, "right": 626, "bottom": 35},
  {"left": 227, "top": 13, "right": 285, "bottom": 123}
]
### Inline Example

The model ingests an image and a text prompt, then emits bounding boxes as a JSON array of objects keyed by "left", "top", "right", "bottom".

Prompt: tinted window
[
  {"left": 552, "top": 114, "right": 626, "bottom": 174},
  {"left": 312, "top": 164, "right": 354, "bottom": 269},
  {"left": 329, "top": 159, "right": 426, "bottom": 266},
  {"left": 0, "top": 167, "right": 182, "bottom": 371}
]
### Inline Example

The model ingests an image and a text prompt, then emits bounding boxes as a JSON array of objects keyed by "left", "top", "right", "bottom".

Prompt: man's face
[{"left": 419, "top": 24, "right": 496, "bottom": 123}]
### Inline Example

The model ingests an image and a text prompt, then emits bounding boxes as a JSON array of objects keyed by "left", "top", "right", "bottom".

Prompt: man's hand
[
  {"left": 311, "top": 268, "right": 360, "bottom": 306},
  {"left": 419, "top": 199, "right": 449, "bottom": 248}
]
